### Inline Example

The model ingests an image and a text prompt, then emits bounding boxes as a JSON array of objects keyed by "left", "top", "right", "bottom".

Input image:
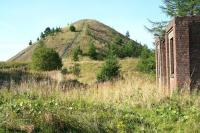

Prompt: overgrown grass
[
  {"left": 0, "top": 59, "right": 199, "bottom": 132},
  {"left": 0, "top": 62, "right": 29, "bottom": 70},
  {"left": 1, "top": 71, "right": 200, "bottom": 132}
]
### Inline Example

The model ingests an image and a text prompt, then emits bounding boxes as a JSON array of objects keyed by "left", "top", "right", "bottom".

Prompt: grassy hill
[{"left": 9, "top": 19, "right": 139, "bottom": 62}]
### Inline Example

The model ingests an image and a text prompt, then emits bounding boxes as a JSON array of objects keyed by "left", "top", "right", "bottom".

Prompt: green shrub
[
  {"left": 113, "top": 35, "right": 123, "bottom": 45},
  {"left": 97, "top": 51, "right": 120, "bottom": 82},
  {"left": 70, "top": 64, "right": 81, "bottom": 77},
  {"left": 29, "top": 40, "right": 32, "bottom": 46},
  {"left": 88, "top": 41, "right": 98, "bottom": 60},
  {"left": 61, "top": 68, "right": 68, "bottom": 75},
  {"left": 72, "top": 46, "right": 82, "bottom": 61},
  {"left": 70, "top": 25, "right": 76, "bottom": 32},
  {"left": 137, "top": 45, "right": 155, "bottom": 73},
  {"left": 31, "top": 44, "right": 62, "bottom": 71}
]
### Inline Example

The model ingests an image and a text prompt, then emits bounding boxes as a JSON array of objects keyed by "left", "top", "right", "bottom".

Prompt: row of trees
[{"left": 40, "top": 27, "right": 62, "bottom": 39}]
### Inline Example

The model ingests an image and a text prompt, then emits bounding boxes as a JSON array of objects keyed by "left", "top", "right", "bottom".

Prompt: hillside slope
[{"left": 9, "top": 19, "right": 138, "bottom": 62}]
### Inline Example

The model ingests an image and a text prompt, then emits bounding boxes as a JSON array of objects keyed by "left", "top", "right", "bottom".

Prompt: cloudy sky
[{"left": 0, "top": 0, "right": 168, "bottom": 61}]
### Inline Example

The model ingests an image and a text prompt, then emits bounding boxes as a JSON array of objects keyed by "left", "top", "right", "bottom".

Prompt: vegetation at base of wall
[{"left": 31, "top": 44, "right": 62, "bottom": 71}]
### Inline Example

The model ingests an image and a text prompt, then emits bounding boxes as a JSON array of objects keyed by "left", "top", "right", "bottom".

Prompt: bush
[
  {"left": 70, "top": 25, "right": 76, "bottom": 32},
  {"left": 29, "top": 40, "right": 32, "bottom": 46},
  {"left": 70, "top": 64, "right": 81, "bottom": 77},
  {"left": 137, "top": 46, "right": 155, "bottom": 73},
  {"left": 97, "top": 51, "right": 120, "bottom": 82},
  {"left": 107, "top": 41, "right": 144, "bottom": 59},
  {"left": 113, "top": 35, "right": 123, "bottom": 45},
  {"left": 61, "top": 68, "right": 68, "bottom": 75},
  {"left": 31, "top": 44, "right": 62, "bottom": 71},
  {"left": 72, "top": 46, "right": 82, "bottom": 61},
  {"left": 88, "top": 41, "right": 98, "bottom": 60}
]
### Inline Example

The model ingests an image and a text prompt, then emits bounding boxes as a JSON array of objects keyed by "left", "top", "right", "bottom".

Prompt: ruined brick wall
[
  {"left": 156, "top": 16, "right": 200, "bottom": 90},
  {"left": 189, "top": 22, "right": 200, "bottom": 88},
  {"left": 156, "top": 38, "right": 166, "bottom": 89},
  {"left": 175, "top": 17, "right": 200, "bottom": 89}
]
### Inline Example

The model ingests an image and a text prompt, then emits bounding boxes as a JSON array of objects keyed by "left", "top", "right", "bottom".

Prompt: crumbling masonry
[{"left": 156, "top": 16, "right": 200, "bottom": 91}]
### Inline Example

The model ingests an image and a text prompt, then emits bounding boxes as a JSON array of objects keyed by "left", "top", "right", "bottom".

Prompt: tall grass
[{"left": 1, "top": 71, "right": 200, "bottom": 132}]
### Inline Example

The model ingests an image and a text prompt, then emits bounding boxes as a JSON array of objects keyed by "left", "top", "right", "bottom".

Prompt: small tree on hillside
[
  {"left": 126, "top": 31, "right": 130, "bottom": 38},
  {"left": 97, "top": 51, "right": 121, "bottom": 82},
  {"left": 40, "top": 32, "right": 45, "bottom": 39},
  {"left": 88, "top": 41, "right": 98, "bottom": 60},
  {"left": 72, "top": 46, "right": 82, "bottom": 61},
  {"left": 32, "top": 45, "right": 62, "bottom": 71},
  {"left": 113, "top": 35, "right": 123, "bottom": 45},
  {"left": 44, "top": 27, "right": 51, "bottom": 35},
  {"left": 29, "top": 40, "right": 32, "bottom": 46},
  {"left": 70, "top": 25, "right": 76, "bottom": 32}
]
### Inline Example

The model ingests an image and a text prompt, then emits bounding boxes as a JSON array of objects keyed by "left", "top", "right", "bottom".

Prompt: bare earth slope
[{"left": 9, "top": 19, "right": 136, "bottom": 62}]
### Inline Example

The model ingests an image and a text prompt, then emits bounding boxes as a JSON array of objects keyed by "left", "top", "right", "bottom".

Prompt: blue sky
[{"left": 0, "top": 0, "right": 167, "bottom": 61}]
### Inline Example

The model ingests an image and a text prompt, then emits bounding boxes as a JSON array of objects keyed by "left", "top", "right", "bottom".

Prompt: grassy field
[{"left": 0, "top": 59, "right": 200, "bottom": 132}]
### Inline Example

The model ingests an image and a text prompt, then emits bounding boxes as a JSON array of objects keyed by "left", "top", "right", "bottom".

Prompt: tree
[
  {"left": 137, "top": 45, "right": 156, "bottom": 73},
  {"left": 97, "top": 51, "right": 120, "bottom": 82},
  {"left": 146, "top": 0, "right": 200, "bottom": 39},
  {"left": 160, "top": 0, "right": 200, "bottom": 17},
  {"left": 31, "top": 45, "right": 62, "bottom": 71},
  {"left": 145, "top": 20, "right": 168, "bottom": 40},
  {"left": 44, "top": 27, "right": 51, "bottom": 35},
  {"left": 40, "top": 32, "right": 45, "bottom": 39},
  {"left": 29, "top": 40, "right": 32, "bottom": 46},
  {"left": 72, "top": 46, "right": 82, "bottom": 61},
  {"left": 70, "top": 25, "right": 76, "bottom": 32},
  {"left": 126, "top": 31, "right": 130, "bottom": 38},
  {"left": 113, "top": 35, "right": 123, "bottom": 45},
  {"left": 88, "top": 41, "right": 98, "bottom": 60}
]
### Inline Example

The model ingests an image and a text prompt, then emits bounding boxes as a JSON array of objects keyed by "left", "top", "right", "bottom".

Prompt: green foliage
[
  {"left": 126, "top": 31, "right": 130, "bottom": 38},
  {"left": 97, "top": 51, "right": 120, "bottom": 82},
  {"left": 40, "top": 32, "right": 45, "bottom": 39},
  {"left": 44, "top": 27, "right": 51, "bottom": 35},
  {"left": 108, "top": 40, "right": 143, "bottom": 58},
  {"left": 88, "top": 41, "right": 98, "bottom": 60},
  {"left": 2, "top": 87, "right": 200, "bottom": 132},
  {"left": 137, "top": 46, "right": 156, "bottom": 73},
  {"left": 121, "top": 41, "right": 143, "bottom": 58},
  {"left": 160, "top": 0, "right": 200, "bottom": 17},
  {"left": 72, "top": 46, "right": 82, "bottom": 61},
  {"left": 31, "top": 45, "right": 62, "bottom": 71},
  {"left": 40, "top": 27, "right": 62, "bottom": 39},
  {"left": 145, "top": 20, "right": 168, "bottom": 39},
  {"left": 69, "top": 25, "right": 76, "bottom": 32},
  {"left": 0, "top": 62, "right": 29, "bottom": 70},
  {"left": 61, "top": 67, "right": 68, "bottom": 75},
  {"left": 70, "top": 64, "right": 81, "bottom": 77},
  {"left": 29, "top": 40, "right": 32, "bottom": 46},
  {"left": 113, "top": 35, "right": 123, "bottom": 45}
]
